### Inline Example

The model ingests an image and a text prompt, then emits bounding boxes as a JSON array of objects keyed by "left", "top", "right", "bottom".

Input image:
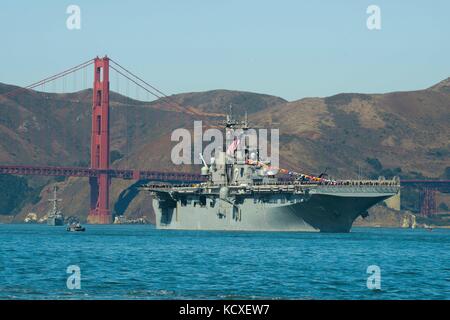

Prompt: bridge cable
[
  {"left": 109, "top": 59, "right": 168, "bottom": 98},
  {"left": 1, "top": 59, "right": 94, "bottom": 98},
  {"left": 109, "top": 65, "right": 162, "bottom": 100},
  {"left": 109, "top": 61, "right": 203, "bottom": 116}
]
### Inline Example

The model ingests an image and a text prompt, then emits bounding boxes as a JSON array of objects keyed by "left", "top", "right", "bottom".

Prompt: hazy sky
[{"left": 0, "top": 0, "right": 449, "bottom": 100}]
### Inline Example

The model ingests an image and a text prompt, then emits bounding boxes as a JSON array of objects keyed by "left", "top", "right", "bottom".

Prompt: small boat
[{"left": 67, "top": 223, "right": 85, "bottom": 232}]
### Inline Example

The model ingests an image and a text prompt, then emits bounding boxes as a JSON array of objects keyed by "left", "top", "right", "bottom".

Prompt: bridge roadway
[
  {"left": 1, "top": 165, "right": 449, "bottom": 190},
  {"left": 0, "top": 165, "right": 205, "bottom": 183}
]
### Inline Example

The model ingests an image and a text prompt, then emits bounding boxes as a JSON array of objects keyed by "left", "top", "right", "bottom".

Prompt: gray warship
[
  {"left": 47, "top": 186, "right": 64, "bottom": 226},
  {"left": 143, "top": 112, "right": 400, "bottom": 233}
]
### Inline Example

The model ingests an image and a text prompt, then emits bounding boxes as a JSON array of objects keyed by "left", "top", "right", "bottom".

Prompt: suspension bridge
[
  {"left": 0, "top": 56, "right": 206, "bottom": 224},
  {"left": 0, "top": 56, "right": 448, "bottom": 223}
]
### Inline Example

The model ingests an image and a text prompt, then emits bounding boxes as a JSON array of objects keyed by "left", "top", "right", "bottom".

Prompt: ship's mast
[{"left": 48, "top": 186, "right": 62, "bottom": 215}]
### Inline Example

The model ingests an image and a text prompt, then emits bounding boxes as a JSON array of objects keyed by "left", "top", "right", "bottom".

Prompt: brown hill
[
  {"left": 428, "top": 77, "right": 450, "bottom": 93},
  {"left": 254, "top": 85, "right": 450, "bottom": 178},
  {"left": 0, "top": 79, "right": 449, "bottom": 222},
  {"left": 0, "top": 84, "right": 286, "bottom": 220}
]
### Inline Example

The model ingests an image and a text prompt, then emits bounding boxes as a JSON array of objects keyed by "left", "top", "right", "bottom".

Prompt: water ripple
[{"left": 0, "top": 224, "right": 449, "bottom": 300}]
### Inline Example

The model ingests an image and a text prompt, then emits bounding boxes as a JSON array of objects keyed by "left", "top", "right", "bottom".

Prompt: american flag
[{"left": 226, "top": 137, "right": 240, "bottom": 155}]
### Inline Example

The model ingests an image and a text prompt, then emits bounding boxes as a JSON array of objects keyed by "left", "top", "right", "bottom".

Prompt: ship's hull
[
  {"left": 152, "top": 191, "right": 394, "bottom": 233},
  {"left": 47, "top": 215, "right": 64, "bottom": 226}
]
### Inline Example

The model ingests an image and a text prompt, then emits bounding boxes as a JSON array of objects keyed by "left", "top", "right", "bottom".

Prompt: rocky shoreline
[{"left": 355, "top": 205, "right": 450, "bottom": 229}]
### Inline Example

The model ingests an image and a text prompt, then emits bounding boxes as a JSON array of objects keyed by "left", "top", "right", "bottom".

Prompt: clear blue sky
[{"left": 0, "top": 0, "right": 449, "bottom": 100}]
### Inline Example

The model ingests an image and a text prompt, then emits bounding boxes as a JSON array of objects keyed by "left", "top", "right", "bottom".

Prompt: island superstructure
[{"left": 143, "top": 111, "right": 400, "bottom": 232}]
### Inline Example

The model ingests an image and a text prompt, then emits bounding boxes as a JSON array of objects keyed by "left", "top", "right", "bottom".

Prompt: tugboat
[
  {"left": 47, "top": 186, "right": 64, "bottom": 226},
  {"left": 67, "top": 222, "right": 85, "bottom": 232}
]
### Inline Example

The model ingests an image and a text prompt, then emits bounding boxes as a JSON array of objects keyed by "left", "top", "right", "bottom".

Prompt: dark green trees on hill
[{"left": 0, "top": 175, "right": 36, "bottom": 215}]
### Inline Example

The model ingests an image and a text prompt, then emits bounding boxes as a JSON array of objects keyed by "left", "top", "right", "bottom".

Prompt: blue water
[{"left": 0, "top": 224, "right": 449, "bottom": 300}]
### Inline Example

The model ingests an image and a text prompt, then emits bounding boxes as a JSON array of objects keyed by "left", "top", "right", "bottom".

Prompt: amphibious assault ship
[
  {"left": 47, "top": 186, "right": 64, "bottom": 226},
  {"left": 143, "top": 112, "right": 400, "bottom": 233}
]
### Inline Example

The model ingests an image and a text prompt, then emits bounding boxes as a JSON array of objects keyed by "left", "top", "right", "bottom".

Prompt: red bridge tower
[{"left": 88, "top": 56, "right": 111, "bottom": 224}]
